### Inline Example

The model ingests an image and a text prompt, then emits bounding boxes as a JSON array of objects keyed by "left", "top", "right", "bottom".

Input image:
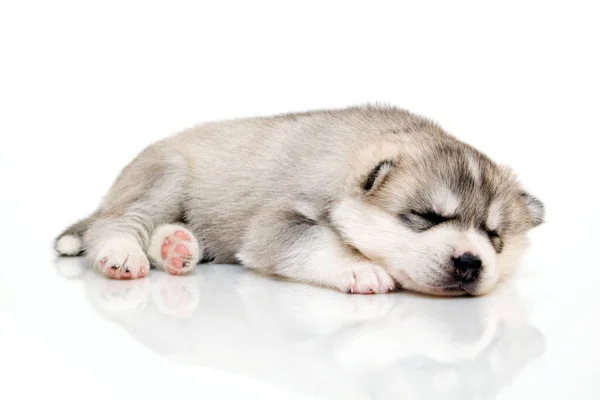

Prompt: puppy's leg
[
  {"left": 84, "top": 142, "right": 186, "bottom": 279},
  {"left": 237, "top": 206, "right": 395, "bottom": 294},
  {"left": 86, "top": 222, "right": 151, "bottom": 280},
  {"left": 147, "top": 224, "right": 203, "bottom": 275}
]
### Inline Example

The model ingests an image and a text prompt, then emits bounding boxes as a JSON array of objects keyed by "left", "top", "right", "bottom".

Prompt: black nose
[{"left": 453, "top": 253, "right": 482, "bottom": 283}]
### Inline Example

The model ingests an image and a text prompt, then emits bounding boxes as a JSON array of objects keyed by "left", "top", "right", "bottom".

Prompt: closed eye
[
  {"left": 482, "top": 226, "right": 504, "bottom": 253},
  {"left": 398, "top": 210, "right": 455, "bottom": 232},
  {"left": 486, "top": 229, "right": 500, "bottom": 239},
  {"left": 479, "top": 222, "right": 500, "bottom": 240},
  {"left": 412, "top": 211, "right": 453, "bottom": 226}
]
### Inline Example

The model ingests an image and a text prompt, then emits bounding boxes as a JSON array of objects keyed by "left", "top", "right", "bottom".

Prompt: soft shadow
[{"left": 55, "top": 259, "right": 545, "bottom": 400}]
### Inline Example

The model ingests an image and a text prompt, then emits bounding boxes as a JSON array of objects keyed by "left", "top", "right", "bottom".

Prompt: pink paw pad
[
  {"left": 174, "top": 244, "right": 190, "bottom": 257},
  {"left": 159, "top": 229, "right": 195, "bottom": 275},
  {"left": 174, "top": 230, "right": 191, "bottom": 240}
]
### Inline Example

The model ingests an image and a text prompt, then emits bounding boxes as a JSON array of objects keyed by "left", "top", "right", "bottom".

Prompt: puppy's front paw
[
  {"left": 338, "top": 262, "right": 395, "bottom": 294},
  {"left": 147, "top": 224, "right": 201, "bottom": 275},
  {"left": 96, "top": 241, "right": 149, "bottom": 280}
]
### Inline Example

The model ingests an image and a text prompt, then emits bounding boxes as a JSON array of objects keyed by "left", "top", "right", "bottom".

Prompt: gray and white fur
[{"left": 55, "top": 105, "right": 544, "bottom": 296}]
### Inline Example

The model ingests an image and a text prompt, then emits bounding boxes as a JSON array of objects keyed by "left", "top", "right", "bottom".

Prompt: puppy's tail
[{"left": 55, "top": 212, "right": 97, "bottom": 256}]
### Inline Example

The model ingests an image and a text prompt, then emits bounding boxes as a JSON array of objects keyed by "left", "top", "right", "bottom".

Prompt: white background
[{"left": 0, "top": 1, "right": 598, "bottom": 399}]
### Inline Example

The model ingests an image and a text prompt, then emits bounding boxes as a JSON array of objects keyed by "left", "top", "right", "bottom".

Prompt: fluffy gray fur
[{"left": 55, "top": 105, "right": 544, "bottom": 296}]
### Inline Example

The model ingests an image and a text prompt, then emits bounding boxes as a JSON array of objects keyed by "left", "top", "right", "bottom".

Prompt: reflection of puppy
[
  {"left": 362, "top": 317, "right": 545, "bottom": 400},
  {"left": 55, "top": 105, "right": 544, "bottom": 295},
  {"left": 69, "top": 261, "right": 544, "bottom": 400},
  {"left": 149, "top": 274, "right": 200, "bottom": 319},
  {"left": 87, "top": 277, "right": 150, "bottom": 317}
]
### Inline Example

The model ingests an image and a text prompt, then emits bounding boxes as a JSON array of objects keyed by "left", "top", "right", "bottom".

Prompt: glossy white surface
[
  {"left": 1, "top": 1, "right": 599, "bottom": 399},
  {"left": 9, "top": 260, "right": 548, "bottom": 400}
]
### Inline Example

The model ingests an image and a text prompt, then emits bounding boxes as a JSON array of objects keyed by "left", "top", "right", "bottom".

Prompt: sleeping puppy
[{"left": 55, "top": 105, "right": 544, "bottom": 296}]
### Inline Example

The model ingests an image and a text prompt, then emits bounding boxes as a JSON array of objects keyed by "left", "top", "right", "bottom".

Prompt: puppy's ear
[
  {"left": 362, "top": 160, "right": 394, "bottom": 193},
  {"left": 521, "top": 192, "right": 545, "bottom": 227}
]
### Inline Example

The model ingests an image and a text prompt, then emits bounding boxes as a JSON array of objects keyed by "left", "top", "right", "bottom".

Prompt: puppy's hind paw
[
  {"left": 147, "top": 224, "right": 201, "bottom": 275},
  {"left": 95, "top": 240, "right": 149, "bottom": 280}
]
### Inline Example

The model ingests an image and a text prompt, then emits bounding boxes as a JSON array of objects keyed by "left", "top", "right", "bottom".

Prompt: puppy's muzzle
[{"left": 452, "top": 252, "right": 482, "bottom": 284}]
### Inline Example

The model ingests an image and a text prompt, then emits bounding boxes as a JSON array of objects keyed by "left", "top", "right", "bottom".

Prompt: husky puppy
[{"left": 55, "top": 105, "right": 544, "bottom": 296}]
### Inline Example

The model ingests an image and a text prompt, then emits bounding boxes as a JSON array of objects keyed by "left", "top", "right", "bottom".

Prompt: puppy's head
[{"left": 331, "top": 133, "right": 544, "bottom": 296}]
